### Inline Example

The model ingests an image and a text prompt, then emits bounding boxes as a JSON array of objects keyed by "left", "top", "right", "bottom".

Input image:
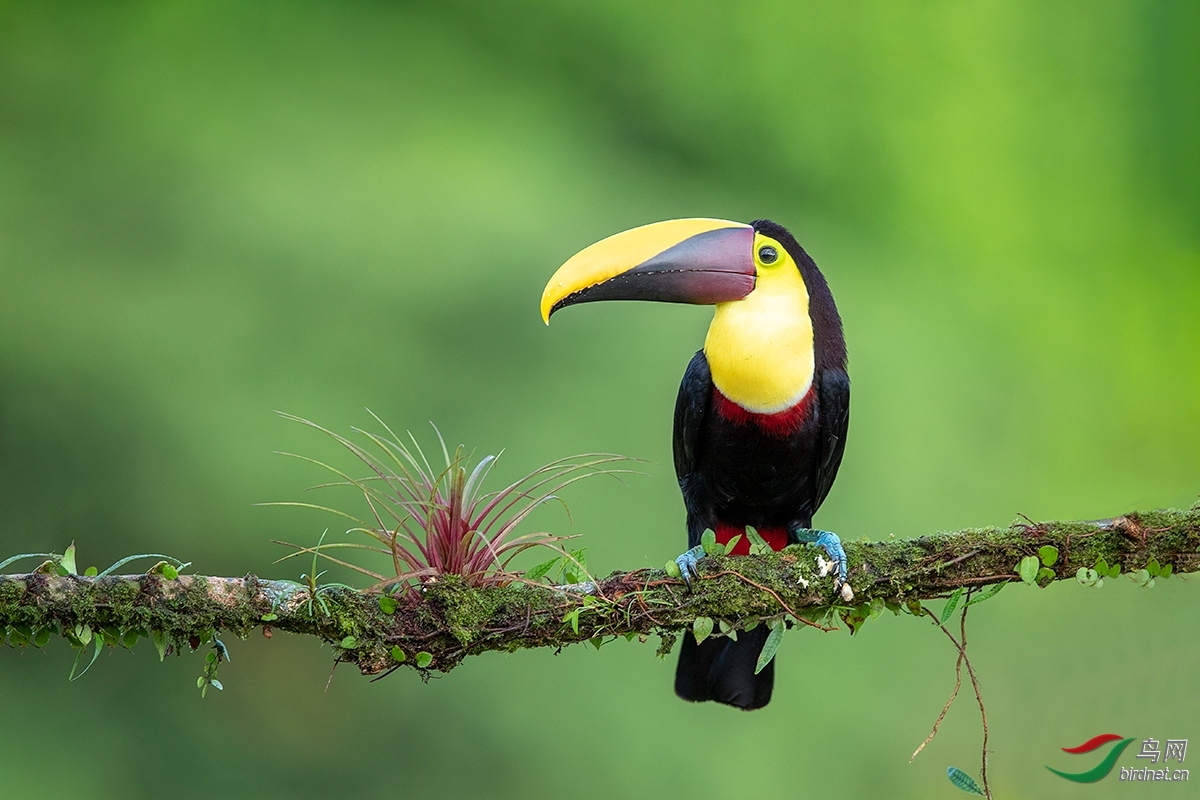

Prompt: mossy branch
[{"left": 0, "top": 507, "right": 1196, "bottom": 676}]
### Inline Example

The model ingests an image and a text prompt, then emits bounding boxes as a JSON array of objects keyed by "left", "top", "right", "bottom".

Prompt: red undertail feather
[
  {"left": 715, "top": 521, "right": 787, "bottom": 555},
  {"left": 712, "top": 386, "right": 814, "bottom": 437}
]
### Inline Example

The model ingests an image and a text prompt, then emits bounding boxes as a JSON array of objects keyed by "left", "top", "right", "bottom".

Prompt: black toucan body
[{"left": 541, "top": 218, "right": 849, "bottom": 710}]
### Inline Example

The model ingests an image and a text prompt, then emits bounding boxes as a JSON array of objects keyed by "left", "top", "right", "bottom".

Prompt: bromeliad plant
[{"left": 268, "top": 413, "right": 633, "bottom": 592}]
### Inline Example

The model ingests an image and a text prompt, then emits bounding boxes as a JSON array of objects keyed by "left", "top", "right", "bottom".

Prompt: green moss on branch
[{"left": 1, "top": 507, "right": 1196, "bottom": 676}]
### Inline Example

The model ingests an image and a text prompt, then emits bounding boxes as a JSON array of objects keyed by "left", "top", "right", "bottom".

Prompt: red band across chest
[
  {"left": 715, "top": 521, "right": 788, "bottom": 554},
  {"left": 712, "top": 386, "right": 814, "bottom": 437}
]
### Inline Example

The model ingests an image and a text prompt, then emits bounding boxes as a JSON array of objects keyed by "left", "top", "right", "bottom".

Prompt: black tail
[{"left": 674, "top": 625, "right": 774, "bottom": 710}]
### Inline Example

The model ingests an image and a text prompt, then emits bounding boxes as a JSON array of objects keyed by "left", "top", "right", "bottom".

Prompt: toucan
[{"left": 540, "top": 218, "right": 849, "bottom": 710}]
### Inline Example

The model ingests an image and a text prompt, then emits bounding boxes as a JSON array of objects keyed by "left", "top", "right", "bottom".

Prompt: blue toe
[
  {"left": 674, "top": 545, "right": 706, "bottom": 588},
  {"left": 813, "top": 530, "right": 847, "bottom": 584},
  {"left": 792, "top": 527, "right": 847, "bottom": 587}
]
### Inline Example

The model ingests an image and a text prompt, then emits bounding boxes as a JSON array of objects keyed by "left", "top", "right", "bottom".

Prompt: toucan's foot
[
  {"left": 793, "top": 528, "right": 848, "bottom": 590},
  {"left": 674, "top": 546, "right": 706, "bottom": 589}
]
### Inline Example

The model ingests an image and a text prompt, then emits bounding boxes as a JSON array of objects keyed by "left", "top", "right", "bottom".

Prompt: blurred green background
[{"left": 1, "top": 1, "right": 1198, "bottom": 798}]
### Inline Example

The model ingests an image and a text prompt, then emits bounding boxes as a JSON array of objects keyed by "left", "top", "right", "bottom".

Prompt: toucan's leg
[
  {"left": 791, "top": 527, "right": 847, "bottom": 588},
  {"left": 674, "top": 546, "right": 706, "bottom": 588}
]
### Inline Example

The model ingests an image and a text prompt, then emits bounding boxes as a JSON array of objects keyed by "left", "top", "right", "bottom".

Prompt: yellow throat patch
[{"left": 703, "top": 233, "right": 814, "bottom": 414}]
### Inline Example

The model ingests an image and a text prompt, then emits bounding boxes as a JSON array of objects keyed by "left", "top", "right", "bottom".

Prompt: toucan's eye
[{"left": 757, "top": 245, "right": 778, "bottom": 264}]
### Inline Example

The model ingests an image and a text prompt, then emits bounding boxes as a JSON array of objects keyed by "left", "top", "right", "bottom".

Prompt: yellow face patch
[{"left": 703, "top": 233, "right": 815, "bottom": 414}]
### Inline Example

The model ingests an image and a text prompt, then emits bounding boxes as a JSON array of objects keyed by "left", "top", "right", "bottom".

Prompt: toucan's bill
[{"left": 540, "top": 218, "right": 757, "bottom": 323}]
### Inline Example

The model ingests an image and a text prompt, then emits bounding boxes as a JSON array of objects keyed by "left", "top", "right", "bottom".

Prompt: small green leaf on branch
[
  {"left": 940, "top": 587, "right": 964, "bottom": 624},
  {"left": 74, "top": 625, "right": 93, "bottom": 647},
  {"left": 746, "top": 527, "right": 771, "bottom": 556},
  {"left": 60, "top": 544, "right": 77, "bottom": 576},
  {"left": 869, "top": 598, "right": 886, "bottom": 620},
  {"left": 1017, "top": 555, "right": 1039, "bottom": 585},
  {"left": 1129, "top": 568, "right": 1154, "bottom": 588},
  {"left": 525, "top": 557, "right": 559, "bottom": 582},
  {"left": 966, "top": 581, "right": 1005, "bottom": 606},
  {"left": 70, "top": 636, "right": 102, "bottom": 682},
  {"left": 147, "top": 561, "right": 179, "bottom": 580},
  {"left": 946, "top": 766, "right": 984, "bottom": 795},
  {"left": 562, "top": 549, "right": 587, "bottom": 585},
  {"left": 755, "top": 621, "right": 785, "bottom": 675}
]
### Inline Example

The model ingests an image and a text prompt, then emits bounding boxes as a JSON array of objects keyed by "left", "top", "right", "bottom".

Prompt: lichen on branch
[{"left": 0, "top": 507, "right": 1196, "bottom": 677}]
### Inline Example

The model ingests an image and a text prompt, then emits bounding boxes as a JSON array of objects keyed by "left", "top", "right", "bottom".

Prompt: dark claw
[{"left": 674, "top": 545, "right": 706, "bottom": 589}]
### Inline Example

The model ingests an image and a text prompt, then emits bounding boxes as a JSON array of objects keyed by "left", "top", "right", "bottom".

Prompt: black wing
[
  {"left": 812, "top": 366, "right": 850, "bottom": 511},
  {"left": 673, "top": 351, "right": 713, "bottom": 547},
  {"left": 672, "top": 350, "right": 711, "bottom": 482}
]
